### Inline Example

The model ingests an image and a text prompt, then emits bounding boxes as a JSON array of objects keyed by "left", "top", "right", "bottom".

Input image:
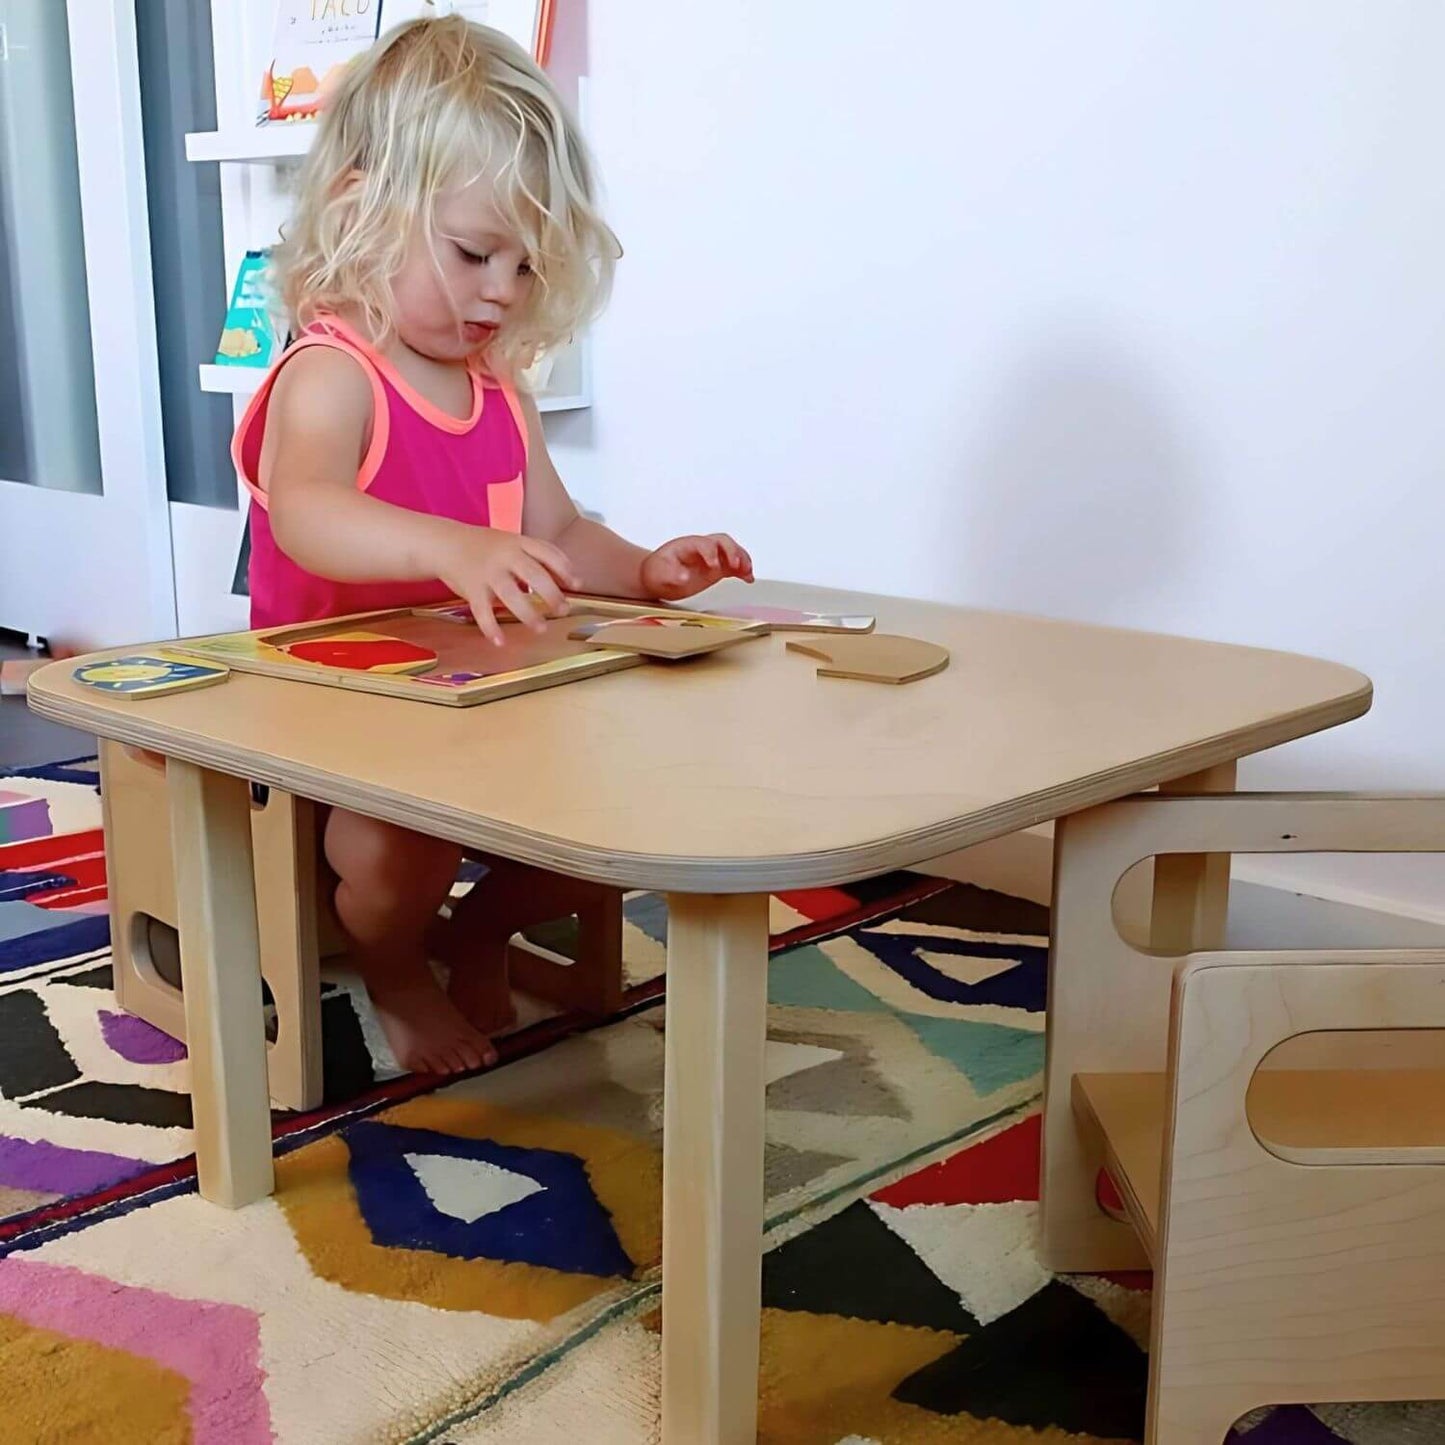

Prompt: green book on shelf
[{"left": 214, "top": 250, "right": 278, "bottom": 368}]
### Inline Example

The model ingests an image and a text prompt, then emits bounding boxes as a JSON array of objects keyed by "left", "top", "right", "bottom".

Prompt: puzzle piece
[
  {"left": 569, "top": 613, "right": 758, "bottom": 640},
  {"left": 279, "top": 632, "right": 439, "bottom": 674},
  {"left": 570, "top": 617, "right": 765, "bottom": 660},
  {"left": 413, "top": 670, "right": 489, "bottom": 687},
  {"left": 786, "top": 634, "right": 950, "bottom": 684},
  {"left": 72, "top": 655, "right": 231, "bottom": 699},
  {"left": 700, "top": 604, "right": 875, "bottom": 633}
]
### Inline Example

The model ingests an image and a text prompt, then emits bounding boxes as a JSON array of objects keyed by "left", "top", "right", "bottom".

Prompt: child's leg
[
  {"left": 325, "top": 808, "right": 496, "bottom": 1074},
  {"left": 437, "top": 858, "right": 616, "bottom": 1029}
]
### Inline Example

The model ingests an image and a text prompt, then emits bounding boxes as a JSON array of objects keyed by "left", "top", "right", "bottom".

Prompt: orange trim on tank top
[
  {"left": 234, "top": 316, "right": 529, "bottom": 511},
  {"left": 494, "top": 375, "right": 531, "bottom": 466},
  {"left": 232, "top": 331, "right": 392, "bottom": 508},
  {"left": 311, "top": 312, "right": 530, "bottom": 466},
  {"left": 309, "top": 314, "right": 485, "bottom": 433}
]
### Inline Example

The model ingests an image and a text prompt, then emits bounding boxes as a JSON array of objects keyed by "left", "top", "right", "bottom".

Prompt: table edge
[{"left": 29, "top": 670, "right": 1373, "bottom": 893}]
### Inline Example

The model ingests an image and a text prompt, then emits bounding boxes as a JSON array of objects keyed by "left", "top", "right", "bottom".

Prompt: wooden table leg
[
  {"left": 1041, "top": 762, "right": 1237, "bottom": 1272},
  {"left": 1150, "top": 761, "right": 1236, "bottom": 952},
  {"left": 168, "top": 760, "right": 274, "bottom": 1207},
  {"left": 661, "top": 893, "right": 770, "bottom": 1445}
]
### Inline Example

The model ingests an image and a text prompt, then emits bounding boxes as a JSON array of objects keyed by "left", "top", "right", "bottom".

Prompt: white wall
[{"left": 548, "top": 1, "right": 1445, "bottom": 918}]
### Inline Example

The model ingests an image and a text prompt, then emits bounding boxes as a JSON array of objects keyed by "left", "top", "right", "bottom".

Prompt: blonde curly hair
[{"left": 272, "top": 14, "right": 618, "bottom": 376}]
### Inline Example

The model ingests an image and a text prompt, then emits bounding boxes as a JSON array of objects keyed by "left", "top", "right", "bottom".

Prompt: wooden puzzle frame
[{"left": 168, "top": 597, "right": 769, "bottom": 707}]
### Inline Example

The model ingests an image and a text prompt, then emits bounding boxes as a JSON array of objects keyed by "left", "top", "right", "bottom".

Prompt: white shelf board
[
  {"left": 197, "top": 362, "right": 589, "bottom": 411},
  {"left": 198, "top": 363, "right": 268, "bottom": 394},
  {"left": 537, "top": 390, "right": 591, "bottom": 414},
  {"left": 185, "top": 126, "right": 316, "bottom": 163}
]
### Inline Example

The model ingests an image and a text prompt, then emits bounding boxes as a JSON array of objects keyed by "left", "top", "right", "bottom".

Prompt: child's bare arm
[
  {"left": 263, "top": 348, "right": 444, "bottom": 580},
  {"left": 517, "top": 392, "right": 753, "bottom": 600},
  {"left": 516, "top": 392, "right": 650, "bottom": 597},
  {"left": 263, "top": 350, "right": 576, "bottom": 642}
]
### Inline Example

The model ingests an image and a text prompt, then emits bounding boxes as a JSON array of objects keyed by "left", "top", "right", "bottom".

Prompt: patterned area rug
[
  {"left": 471, "top": 1110, "right": 1445, "bottom": 1445},
  {"left": 0, "top": 759, "right": 978, "bottom": 1234},
  {"left": 0, "top": 759, "right": 1441, "bottom": 1443}
]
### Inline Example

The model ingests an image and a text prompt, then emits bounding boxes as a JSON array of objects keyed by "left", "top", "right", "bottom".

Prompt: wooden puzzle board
[{"left": 169, "top": 598, "right": 767, "bottom": 708}]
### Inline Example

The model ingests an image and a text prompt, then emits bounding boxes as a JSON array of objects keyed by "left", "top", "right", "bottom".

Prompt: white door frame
[{"left": 0, "top": 0, "right": 175, "bottom": 646}]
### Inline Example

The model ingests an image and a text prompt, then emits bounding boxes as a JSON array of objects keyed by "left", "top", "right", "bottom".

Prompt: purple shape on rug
[
  {"left": 0, "top": 1134, "right": 149, "bottom": 1195},
  {"left": 0, "top": 791, "right": 51, "bottom": 845},
  {"left": 1233, "top": 1405, "right": 1351, "bottom": 1443},
  {"left": 99, "top": 1009, "right": 187, "bottom": 1065}
]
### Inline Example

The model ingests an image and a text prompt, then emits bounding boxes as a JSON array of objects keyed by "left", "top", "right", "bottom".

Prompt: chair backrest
[
  {"left": 1155, "top": 949, "right": 1445, "bottom": 1410},
  {"left": 1052, "top": 792, "right": 1445, "bottom": 1074}
]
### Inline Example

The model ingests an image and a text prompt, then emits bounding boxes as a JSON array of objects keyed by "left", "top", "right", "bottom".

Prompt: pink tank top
[{"left": 234, "top": 314, "right": 529, "bottom": 628}]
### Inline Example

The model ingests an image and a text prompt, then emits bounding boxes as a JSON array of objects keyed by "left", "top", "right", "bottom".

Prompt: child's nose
[{"left": 481, "top": 264, "right": 520, "bottom": 307}]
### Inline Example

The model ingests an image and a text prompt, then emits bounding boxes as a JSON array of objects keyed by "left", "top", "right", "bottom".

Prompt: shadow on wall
[{"left": 954, "top": 334, "right": 1213, "bottom": 625}]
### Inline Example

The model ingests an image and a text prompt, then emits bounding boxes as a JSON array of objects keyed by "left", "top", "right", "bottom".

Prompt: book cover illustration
[
  {"left": 260, "top": 0, "right": 385, "bottom": 125},
  {"left": 214, "top": 251, "right": 279, "bottom": 368}
]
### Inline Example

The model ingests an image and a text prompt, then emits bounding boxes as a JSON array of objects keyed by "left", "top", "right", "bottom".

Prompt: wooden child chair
[
  {"left": 1045, "top": 791, "right": 1445, "bottom": 1445},
  {"left": 100, "top": 740, "right": 625, "bottom": 1111}
]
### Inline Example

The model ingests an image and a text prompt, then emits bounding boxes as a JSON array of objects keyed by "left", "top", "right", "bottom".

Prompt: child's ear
[{"left": 331, "top": 167, "right": 367, "bottom": 202}]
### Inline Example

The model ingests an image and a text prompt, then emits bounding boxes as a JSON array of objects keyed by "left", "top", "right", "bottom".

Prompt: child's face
[{"left": 389, "top": 176, "right": 535, "bottom": 362}]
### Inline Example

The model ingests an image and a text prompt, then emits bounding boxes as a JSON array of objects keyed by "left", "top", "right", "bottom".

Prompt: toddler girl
[{"left": 234, "top": 15, "right": 752, "bottom": 1075}]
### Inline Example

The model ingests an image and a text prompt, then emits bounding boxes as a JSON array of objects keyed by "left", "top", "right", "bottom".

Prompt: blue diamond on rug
[
  {"left": 855, "top": 927, "right": 1046, "bottom": 1012},
  {"left": 343, "top": 1120, "right": 634, "bottom": 1278}
]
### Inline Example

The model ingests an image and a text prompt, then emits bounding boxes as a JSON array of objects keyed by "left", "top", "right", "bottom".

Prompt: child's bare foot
[
  {"left": 324, "top": 809, "right": 484, "bottom": 1074},
  {"left": 362, "top": 958, "right": 497, "bottom": 1074},
  {"left": 444, "top": 936, "right": 518, "bottom": 1037}
]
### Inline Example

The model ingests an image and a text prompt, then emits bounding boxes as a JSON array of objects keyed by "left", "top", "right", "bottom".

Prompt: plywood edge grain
[{"left": 28, "top": 658, "right": 1371, "bottom": 894}]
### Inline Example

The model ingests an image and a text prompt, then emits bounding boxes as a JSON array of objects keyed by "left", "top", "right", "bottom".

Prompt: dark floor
[{"left": 0, "top": 632, "right": 94, "bottom": 769}]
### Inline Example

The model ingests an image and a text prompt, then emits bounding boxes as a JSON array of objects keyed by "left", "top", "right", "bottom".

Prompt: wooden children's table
[{"left": 29, "top": 581, "right": 1371, "bottom": 1445}]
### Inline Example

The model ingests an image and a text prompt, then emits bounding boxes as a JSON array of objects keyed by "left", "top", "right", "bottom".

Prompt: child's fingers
[
  {"left": 470, "top": 592, "right": 506, "bottom": 646},
  {"left": 716, "top": 535, "right": 749, "bottom": 574},
  {"left": 511, "top": 558, "right": 566, "bottom": 624},
  {"left": 676, "top": 536, "right": 719, "bottom": 569},
  {"left": 493, "top": 576, "right": 537, "bottom": 633},
  {"left": 521, "top": 536, "right": 580, "bottom": 592}
]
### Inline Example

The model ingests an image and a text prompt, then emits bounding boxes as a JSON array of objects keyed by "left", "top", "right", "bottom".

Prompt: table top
[{"left": 28, "top": 582, "right": 1372, "bottom": 892}]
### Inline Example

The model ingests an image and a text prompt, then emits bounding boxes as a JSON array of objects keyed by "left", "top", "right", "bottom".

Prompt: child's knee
[{"left": 325, "top": 811, "right": 457, "bottom": 900}]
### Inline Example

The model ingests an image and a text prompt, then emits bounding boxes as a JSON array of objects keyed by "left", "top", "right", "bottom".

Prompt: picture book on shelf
[
  {"left": 260, "top": 0, "right": 386, "bottom": 125},
  {"left": 214, "top": 251, "right": 279, "bottom": 368},
  {"left": 257, "top": 2, "right": 555, "bottom": 127}
]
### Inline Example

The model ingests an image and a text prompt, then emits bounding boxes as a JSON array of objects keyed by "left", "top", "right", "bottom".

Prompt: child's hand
[
  {"left": 439, "top": 527, "right": 580, "bottom": 645},
  {"left": 640, "top": 534, "right": 754, "bottom": 601}
]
